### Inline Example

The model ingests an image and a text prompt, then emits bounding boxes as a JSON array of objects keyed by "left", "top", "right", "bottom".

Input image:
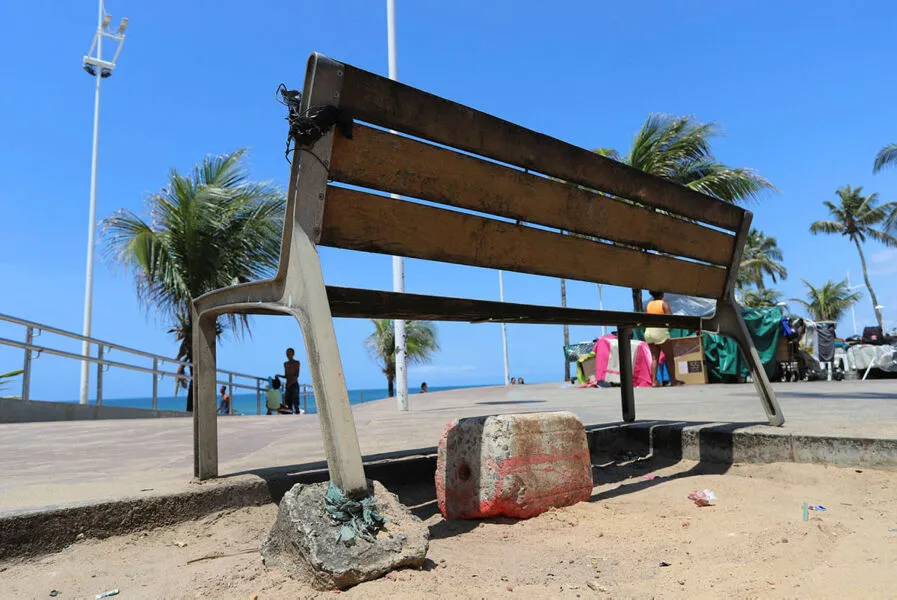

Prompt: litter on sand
[
  {"left": 808, "top": 505, "right": 827, "bottom": 512},
  {"left": 687, "top": 489, "right": 716, "bottom": 507},
  {"left": 95, "top": 590, "right": 119, "bottom": 599}
]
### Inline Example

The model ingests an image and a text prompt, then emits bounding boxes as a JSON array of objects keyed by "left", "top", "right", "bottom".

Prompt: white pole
[
  {"left": 387, "top": 0, "right": 408, "bottom": 411},
  {"left": 499, "top": 271, "right": 510, "bottom": 385},
  {"left": 79, "top": 0, "right": 104, "bottom": 405},
  {"left": 848, "top": 271, "right": 858, "bottom": 336}
]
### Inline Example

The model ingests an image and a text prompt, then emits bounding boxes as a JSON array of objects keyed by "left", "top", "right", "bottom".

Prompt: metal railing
[{"left": 0, "top": 313, "right": 313, "bottom": 415}]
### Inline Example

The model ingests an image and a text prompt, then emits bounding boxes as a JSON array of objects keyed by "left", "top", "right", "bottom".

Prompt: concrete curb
[
  {"left": 586, "top": 421, "right": 897, "bottom": 469},
  {"left": 4, "top": 423, "right": 897, "bottom": 561},
  {"left": 0, "top": 450, "right": 436, "bottom": 562}
]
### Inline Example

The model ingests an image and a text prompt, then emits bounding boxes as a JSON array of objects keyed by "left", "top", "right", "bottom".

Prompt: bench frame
[{"left": 192, "top": 54, "right": 784, "bottom": 492}]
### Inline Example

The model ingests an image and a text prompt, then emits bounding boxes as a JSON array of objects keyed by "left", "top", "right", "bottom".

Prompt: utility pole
[
  {"left": 499, "top": 271, "right": 510, "bottom": 385},
  {"left": 78, "top": 1, "right": 128, "bottom": 404},
  {"left": 386, "top": 0, "right": 408, "bottom": 411},
  {"left": 561, "top": 278, "right": 570, "bottom": 382}
]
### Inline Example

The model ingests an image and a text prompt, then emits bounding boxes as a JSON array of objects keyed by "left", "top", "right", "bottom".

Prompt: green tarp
[{"left": 634, "top": 307, "right": 782, "bottom": 383}]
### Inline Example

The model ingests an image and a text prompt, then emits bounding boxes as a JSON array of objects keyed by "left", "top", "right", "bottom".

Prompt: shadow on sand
[{"left": 222, "top": 420, "right": 767, "bottom": 540}]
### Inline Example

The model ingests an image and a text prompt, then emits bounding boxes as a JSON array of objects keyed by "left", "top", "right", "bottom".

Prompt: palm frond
[
  {"left": 873, "top": 143, "right": 897, "bottom": 173},
  {"left": 809, "top": 220, "right": 844, "bottom": 235}
]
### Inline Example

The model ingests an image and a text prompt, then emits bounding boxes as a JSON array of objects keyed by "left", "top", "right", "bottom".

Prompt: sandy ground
[{"left": 3, "top": 458, "right": 897, "bottom": 599}]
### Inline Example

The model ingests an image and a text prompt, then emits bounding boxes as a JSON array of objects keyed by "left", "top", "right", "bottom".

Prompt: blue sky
[{"left": 1, "top": 0, "right": 896, "bottom": 401}]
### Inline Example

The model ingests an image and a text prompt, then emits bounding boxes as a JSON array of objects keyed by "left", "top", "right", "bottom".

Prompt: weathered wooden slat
[
  {"left": 320, "top": 187, "right": 727, "bottom": 298},
  {"left": 339, "top": 63, "right": 745, "bottom": 232},
  {"left": 325, "top": 286, "right": 703, "bottom": 329},
  {"left": 331, "top": 125, "right": 735, "bottom": 266}
]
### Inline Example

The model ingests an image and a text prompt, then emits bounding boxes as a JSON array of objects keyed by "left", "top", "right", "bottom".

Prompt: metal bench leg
[
  {"left": 282, "top": 231, "right": 368, "bottom": 498},
  {"left": 193, "top": 311, "right": 219, "bottom": 479},
  {"left": 618, "top": 328, "right": 636, "bottom": 423},
  {"left": 715, "top": 300, "right": 785, "bottom": 426}
]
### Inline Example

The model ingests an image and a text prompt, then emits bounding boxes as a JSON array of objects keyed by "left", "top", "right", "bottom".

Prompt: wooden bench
[{"left": 191, "top": 53, "right": 784, "bottom": 491}]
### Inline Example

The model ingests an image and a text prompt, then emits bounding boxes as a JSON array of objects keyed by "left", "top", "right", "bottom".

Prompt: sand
[{"left": 3, "top": 458, "right": 896, "bottom": 599}]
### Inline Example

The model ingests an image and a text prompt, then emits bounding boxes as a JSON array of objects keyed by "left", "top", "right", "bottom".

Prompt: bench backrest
[{"left": 303, "top": 55, "right": 751, "bottom": 301}]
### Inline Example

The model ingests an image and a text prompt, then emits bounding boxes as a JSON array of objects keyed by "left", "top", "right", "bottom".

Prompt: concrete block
[
  {"left": 261, "top": 480, "right": 428, "bottom": 590},
  {"left": 436, "top": 411, "right": 592, "bottom": 519}
]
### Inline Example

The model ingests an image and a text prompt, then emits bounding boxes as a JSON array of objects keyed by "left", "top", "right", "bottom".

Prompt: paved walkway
[{"left": 2, "top": 380, "right": 896, "bottom": 513}]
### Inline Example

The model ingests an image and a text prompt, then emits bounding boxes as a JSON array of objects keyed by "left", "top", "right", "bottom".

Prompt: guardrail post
[
  {"left": 96, "top": 345, "right": 104, "bottom": 406},
  {"left": 228, "top": 373, "right": 234, "bottom": 415},
  {"left": 303, "top": 387, "right": 307, "bottom": 415},
  {"left": 21, "top": 326, "right": 33, "bottom": 401},
  {"left": 152, "top": 357, "right": 159, "bottom": 410},
  {"left": 256, "top": 378, "right": 262, "bottom": 415}
]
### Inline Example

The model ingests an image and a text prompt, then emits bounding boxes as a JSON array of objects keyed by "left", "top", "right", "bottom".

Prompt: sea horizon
[{"left": 64, "top": 384, "right": 494, "bottom": 415}]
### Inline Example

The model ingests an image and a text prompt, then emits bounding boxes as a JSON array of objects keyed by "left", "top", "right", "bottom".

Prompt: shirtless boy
[{"left": 276, "top": 347, "right": 301, "bottom": 414}]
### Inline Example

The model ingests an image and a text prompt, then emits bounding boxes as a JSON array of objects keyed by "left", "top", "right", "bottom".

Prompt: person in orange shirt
[{"left": 644, "top": 291, "right": 683, "bottom": 388}]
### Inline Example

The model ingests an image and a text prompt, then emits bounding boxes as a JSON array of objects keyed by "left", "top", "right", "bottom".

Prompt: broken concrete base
[{"left": 261, "top": 480, "right": 429, "bottom": 590}]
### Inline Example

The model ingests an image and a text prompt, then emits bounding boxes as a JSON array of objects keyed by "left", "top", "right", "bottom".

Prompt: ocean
[{"left": 94, "top": 385, "right": 479, "bottom": 415}]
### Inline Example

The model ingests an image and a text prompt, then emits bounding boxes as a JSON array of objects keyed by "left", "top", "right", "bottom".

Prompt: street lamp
[
  {"left": 78, "top": 1, "right": 128, "bottom": 404},
  {"left": 499, "top": 271, "right": 510, "bottom": 385},
  {"left": 386, "top": 0, "right": 408, "bottom": 411},
  {"left": 846, "top": 271, "right": 864, "bottom": 336}
]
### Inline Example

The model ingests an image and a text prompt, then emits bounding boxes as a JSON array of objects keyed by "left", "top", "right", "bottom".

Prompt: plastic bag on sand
[{"left": 688, "top": 489, "right": 716, "bottom": 506}]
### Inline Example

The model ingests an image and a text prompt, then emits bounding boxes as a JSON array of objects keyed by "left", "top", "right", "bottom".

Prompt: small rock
[
  {"left": 659, "top": 561, "right": 672, "bottom": 567},
  {"left": 76, "top": 533, "right": 85, "bottom": 540},
  {"left": 49, "top": 591, "right": 59, "bottom": 598},
  {"left": 174, "top": 541, "right": 188, "bottom": 548},
  {"left": 678, "top": 580, "right": 685, "bottom": 585},
  {"left": 781, "top": 537, "right": 788, "bottom": 544},
  {"left": 567, "top": 584, "right": 580, "bottom": 590},
  {"left": 568, "top": 559, "right": 575, "bottom": 564},
  {"left": 500, "top": 576, "right": 509, "bottom": 582},
  {"left": 587, "top": 581, "right": 599, "bottom": 591}
]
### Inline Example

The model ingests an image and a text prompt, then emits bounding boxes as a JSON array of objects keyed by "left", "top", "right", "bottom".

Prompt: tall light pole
[
  {"left": 386, "top": 0, "right": 408, "bottom": 411},
  {"left": 846, "top": 271, "right": 864, "bottom": 336},
  {"left": 499, "top": 271, "right": 510, "bottom": 385},
  {"left": 78, "top": 2, "right": 128, "bottom": 404}
]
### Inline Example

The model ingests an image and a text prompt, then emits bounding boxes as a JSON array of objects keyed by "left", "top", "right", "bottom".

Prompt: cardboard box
[
  {"left": 774, "top": 337, "right": 791, "bottom": 362},
  {"left": 669, "top": 336, "right": 707, "bottom": 385}
]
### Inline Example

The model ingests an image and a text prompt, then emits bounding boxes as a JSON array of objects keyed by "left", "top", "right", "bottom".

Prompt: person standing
[
  {"left": 217, "top": 385, "right": 231, "bottom": 415},
  {"left": 644, "top": 291, "right": 684, "bottom": 388},
  {"left": 276, "top": 347, "right": 302, "bottom": 414}
]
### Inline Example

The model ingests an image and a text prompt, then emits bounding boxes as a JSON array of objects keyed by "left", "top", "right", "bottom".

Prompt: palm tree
[
  {"left": 740, "top": 288, "right": 783, "bottom": 309},
  {"left": 597, "top": 114, "right": 775, "bottom": 310},
  {"left": 792, "top": 279, "right": 862, "bottom": 323},
  {"left": 809, "top": 185, "right": 897, "bottom": 330},
  {"left": 366, "top": 319, "right": 440, "bottom": 397},
  {"left": 102, "top": 149, "right": 285, "bottom": 410},
  {"left": 737, "top": 228, "right": 787, "bottom": 290}
]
